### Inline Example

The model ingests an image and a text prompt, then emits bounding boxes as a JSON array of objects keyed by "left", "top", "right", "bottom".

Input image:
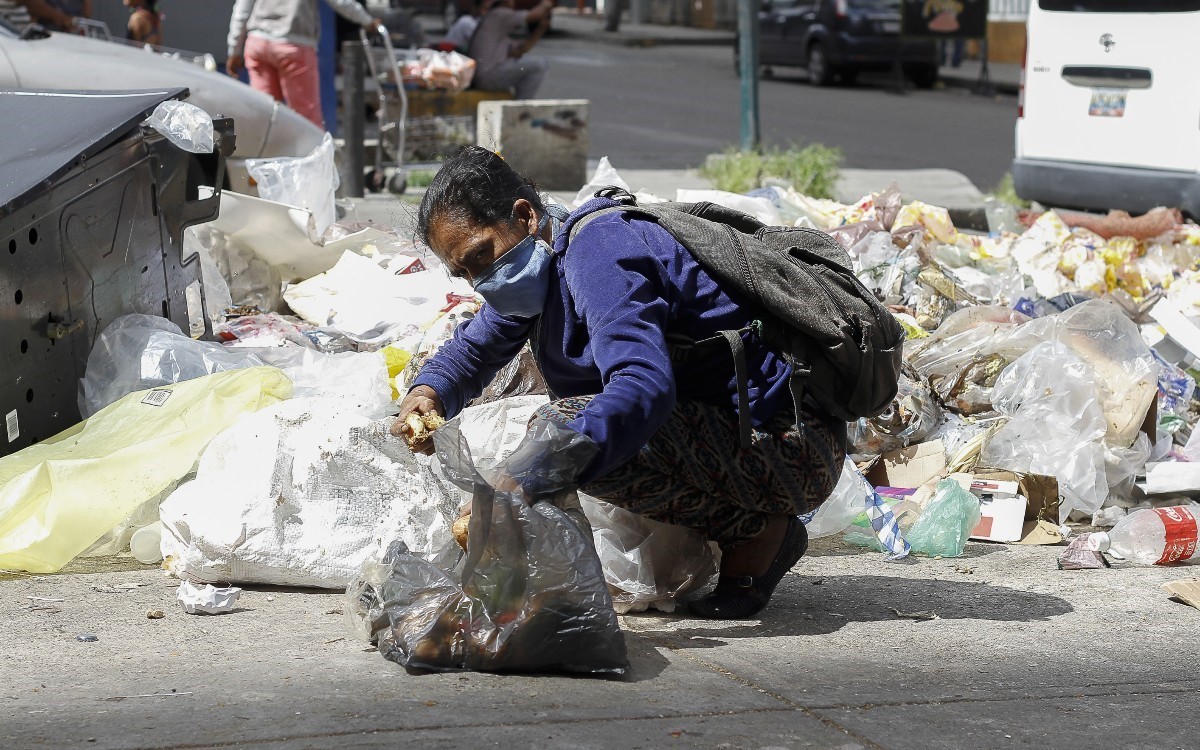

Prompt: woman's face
[{"left": 427, "top": 199, "right": 539, "bottom": 284}]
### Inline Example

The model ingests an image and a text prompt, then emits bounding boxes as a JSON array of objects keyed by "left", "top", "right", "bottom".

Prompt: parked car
[
  {"left": 0, "top": 20, "right": 325, "bottom": 194},
  {"left": 1013, "top": 0, "right": 1200, "bottom": 217},
  {"left": 739, "top": 0, "right": 939, "bottom": 87}
]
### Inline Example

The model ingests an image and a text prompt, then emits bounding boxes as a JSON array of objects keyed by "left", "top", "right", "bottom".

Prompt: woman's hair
[{"left": 417, "top": 146, "right": 543, "bottom": 245}]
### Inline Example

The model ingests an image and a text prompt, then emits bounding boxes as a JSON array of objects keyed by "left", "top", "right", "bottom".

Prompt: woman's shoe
[{"left": 689, "top": 516, "right": 808, "bottom": 620}]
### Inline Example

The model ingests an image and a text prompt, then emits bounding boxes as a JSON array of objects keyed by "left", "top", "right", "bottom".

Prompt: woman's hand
[{"left": 391, "top": 385, "right": 445, "bottom": 455}]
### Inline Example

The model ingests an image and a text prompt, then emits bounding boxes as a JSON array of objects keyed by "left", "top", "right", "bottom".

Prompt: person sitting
[
  {"left": 394, "top": 147, "right": 847, "bottom": 620},
  {"left": 441, "top": 0, "right": 478, "bottom": 53},
  {"left": 467, "top": 0, "right": 552, "bottom": 100},
  {"left": 0, "top": 0, "right": 75, "bottom": 32}
]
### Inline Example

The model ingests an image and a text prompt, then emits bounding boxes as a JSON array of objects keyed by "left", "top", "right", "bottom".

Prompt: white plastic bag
[
  {"left": 675, "top": 189, "right": 783, "bottom": 227},
  {"left": 804, "top": 459, "right": 872, "bottom": 538},
  {"left": 162, "top": 396, "right": 548, "bottom": 589},
  {"left": 79, "top": 314, "right": 266, "bottom": 418},
  {"left": 574, "top": 156, "right": 631, "bottom": 207},
  {"left": 161, "top": 397, "right": 461, "bottom": 588},
  {"left": 282, "top": 249, "right": 474, "bottom": 344},
  {"left": 247, "top": 132, "right": 340, "bottom": 240},
  {"left": 146, "top": 100, "right": 214, "bottom": 154}
]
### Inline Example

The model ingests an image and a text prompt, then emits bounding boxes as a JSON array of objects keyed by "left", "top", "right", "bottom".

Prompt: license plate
[
  {"left": 880, "top": 20, "right": 900, "bottom": 33},
  {"left": 1089, "top": 88, "right": 1127, "bottom": 118}
]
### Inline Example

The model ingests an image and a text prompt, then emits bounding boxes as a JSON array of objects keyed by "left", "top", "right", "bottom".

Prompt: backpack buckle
[{"left": 593, "top": 186, "right": 637, "bottom": 205}]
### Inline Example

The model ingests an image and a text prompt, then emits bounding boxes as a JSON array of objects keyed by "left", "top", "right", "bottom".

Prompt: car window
[
  {"left": 850, "top": 0, "right": 901, "bottom": 8},
  {"left": 1040, "top": 1, "right": 1200, "bottom": 10}
]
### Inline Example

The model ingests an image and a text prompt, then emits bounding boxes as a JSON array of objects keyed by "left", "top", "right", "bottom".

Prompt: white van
[{"left": 1013, "top": 1, "right": 1200, "bottom": 216}]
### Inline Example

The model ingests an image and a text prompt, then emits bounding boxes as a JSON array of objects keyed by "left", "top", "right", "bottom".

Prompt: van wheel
[
  {"left": 906, "top": 64, "right": 939, "bottom": 89},
  {"left": 807, "top": 44, "right": 833, "bottom": 87}
]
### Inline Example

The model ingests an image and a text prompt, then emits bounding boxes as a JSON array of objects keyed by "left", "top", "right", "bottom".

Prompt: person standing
[
  {"left": 124, "top": 0, "right": 160, "bottom": 45},
  {"left": 468, "top": 0, "right": 552, "bottom": 100},
  {"left": 226, "top": 0, "right": 381, "bottom": 130}
]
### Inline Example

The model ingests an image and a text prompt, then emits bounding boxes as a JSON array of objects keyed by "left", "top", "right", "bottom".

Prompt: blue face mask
[{"left": 471, "top": 213, "right": 553, "bottom": 318}]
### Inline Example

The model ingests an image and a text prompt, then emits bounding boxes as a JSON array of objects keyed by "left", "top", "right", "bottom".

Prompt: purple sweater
[{"left": 413, "top": 197, "right": 794, "bottom": 483}]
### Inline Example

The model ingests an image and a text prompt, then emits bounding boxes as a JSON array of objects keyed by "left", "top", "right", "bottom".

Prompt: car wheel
[
  {"left": 906, "top": 64, "right": 939, "bottom": 89},
  {"left": 365, "top": 169, "right": 385, "bottom": 193},
  {"left": 807, "top": 43, "right": 833, "bottom": 87},
  {"left": 388, "top": 171, "right": 408, "bottom": 195}
]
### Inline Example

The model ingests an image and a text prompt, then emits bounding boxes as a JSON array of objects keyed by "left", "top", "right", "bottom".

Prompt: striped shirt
[{"left": 0, "top": 1, "right": 32, "bottom": 29}]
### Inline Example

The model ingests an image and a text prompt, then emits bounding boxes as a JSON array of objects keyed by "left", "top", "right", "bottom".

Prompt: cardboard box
[
  {"left": 970, "top": 468, "right": 1060, "bottom": 524},
  {"left": 968, "top": 468, "right": 1062, "bottom": 545},
  {"left": 865, "top": 441, "right": 947, "bottom": 490},
  {"left": 970, "top": 494, "right": 1027, "bottom": 543}
]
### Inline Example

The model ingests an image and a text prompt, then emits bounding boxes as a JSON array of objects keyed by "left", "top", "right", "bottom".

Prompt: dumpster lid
[{"left": 0, "top": 88, "right": 188, "bottom": 217}]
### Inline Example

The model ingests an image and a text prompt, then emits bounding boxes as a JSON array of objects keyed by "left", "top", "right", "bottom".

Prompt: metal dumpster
[{"left": 0, "top": 88, "right": 235, "bottom": 456}]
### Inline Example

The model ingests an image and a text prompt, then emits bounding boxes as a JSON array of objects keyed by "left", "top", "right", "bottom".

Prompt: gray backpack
[{"left": 568, "top": 189, "right": 905, "bottom": 447}]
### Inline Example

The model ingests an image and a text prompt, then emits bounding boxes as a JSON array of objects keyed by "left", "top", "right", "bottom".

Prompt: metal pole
[
  {"left": 737, "top": 0, "right": 760, "bottom": 151},
  {"left": 341, "top": 41, "right": 365, "bottom": 198}
]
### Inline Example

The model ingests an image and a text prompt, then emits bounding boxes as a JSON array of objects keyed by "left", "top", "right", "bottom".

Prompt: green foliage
[
  {"left": 989, "top": 172, "right": 1030, "bottom": 209},
  {"left": 408, "top": 170, "right": 437, "bottom": 188},
  {"left": 700, "top": 144, "right": 843, "bottom": 198}
]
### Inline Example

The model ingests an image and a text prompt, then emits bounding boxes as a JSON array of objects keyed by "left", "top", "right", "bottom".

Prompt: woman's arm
[
  {"left": 411, "top": 305, "right": 535, "bottom": 420},
  {"left": 560, "top": 217, "right": 679, "bottom": 482},
  {"left": 17, "top": 0, "right": 74, "bottom": 29}
]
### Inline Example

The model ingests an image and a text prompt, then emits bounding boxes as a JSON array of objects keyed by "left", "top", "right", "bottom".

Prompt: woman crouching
[{"left": 394, "top": 147, "right": 845, "bottom": 619}]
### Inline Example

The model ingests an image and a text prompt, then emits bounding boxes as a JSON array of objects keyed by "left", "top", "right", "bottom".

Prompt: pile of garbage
[{"left": 3, "top": 146, "right": 1200, "bottom": 674}]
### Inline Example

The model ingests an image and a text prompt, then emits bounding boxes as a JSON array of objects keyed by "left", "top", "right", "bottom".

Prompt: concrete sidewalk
[{"left": 4, "top": 536, "right": 1197, "bottom": 749}]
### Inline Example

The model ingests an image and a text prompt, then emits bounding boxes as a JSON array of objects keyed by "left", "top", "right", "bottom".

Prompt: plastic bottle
[{"left": 1088, "top": 506, "right": 1199, "bottom": 565}]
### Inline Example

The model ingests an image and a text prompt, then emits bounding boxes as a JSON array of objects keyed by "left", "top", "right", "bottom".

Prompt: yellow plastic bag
[{"left": 0, "top": 367, "right": 292, "bottom": 573}]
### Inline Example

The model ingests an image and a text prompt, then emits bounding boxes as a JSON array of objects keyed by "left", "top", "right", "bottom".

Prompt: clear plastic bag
[
  {"left": 192, "top": 224, "right": 283, "bottom": 312},
  {"left": 904, "top": 479, "right": 981, "bottom": 558},
  {"left": 980, "top": 342, "right": 1110, "bottom": 521},
  {"left": 469, "top": 348, "right": 547, "bottom": 407},
  {"left": 78, "top": 315, "right": 266, "bottom": 418},
  {"left": 145, "top": 100, "right": 214, "bottom": 154},
  {"left": 348, "top": 417, "right": 628, "bottom": 674},
  {"left": 1051, "top": 300, "right": 1159, "bottom": 447},
  {"left": 581, "top": 497, "right": 715, "bottom": 614},
  {"left": 850, "top": 376, "right": 942, "bottom": 457},
  {"left": 247, "top": 132, "right": 340, "bottom": 240}
]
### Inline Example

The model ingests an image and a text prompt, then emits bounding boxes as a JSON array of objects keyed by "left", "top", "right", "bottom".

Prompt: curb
[
  {"left": 554, "top": 28, "right": 734, "bottom": 48},
  {"left": 937, "top": 71, "right": 1020, "bottom": 96}
]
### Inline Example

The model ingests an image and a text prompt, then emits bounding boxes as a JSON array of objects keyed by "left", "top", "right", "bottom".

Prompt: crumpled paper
[{"left": 177, "top": 581, "right": 242, "bottom": 615}]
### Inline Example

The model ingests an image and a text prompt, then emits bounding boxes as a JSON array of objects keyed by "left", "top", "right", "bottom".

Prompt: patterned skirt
[{"left": 533, "top": 397, "right": 846, "bottom": 546}]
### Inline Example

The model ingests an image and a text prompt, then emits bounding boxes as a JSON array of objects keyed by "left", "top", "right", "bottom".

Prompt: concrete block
[{"left": 476, "top": 99, "right": 589, "bottom": 191}]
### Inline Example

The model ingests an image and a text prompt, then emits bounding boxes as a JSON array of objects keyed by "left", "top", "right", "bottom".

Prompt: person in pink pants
[{"left": 226, "top": 0, "right": 379, "bottom": 130}]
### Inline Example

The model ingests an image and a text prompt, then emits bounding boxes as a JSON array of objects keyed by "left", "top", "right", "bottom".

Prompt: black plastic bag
[{"left": 349, "top": 417, "right": 628, "bottom": 675}]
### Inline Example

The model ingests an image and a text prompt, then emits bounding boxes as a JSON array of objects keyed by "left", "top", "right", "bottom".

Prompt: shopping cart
[{"left": 360, "top": 24, "right": 409, "bottom": 195}]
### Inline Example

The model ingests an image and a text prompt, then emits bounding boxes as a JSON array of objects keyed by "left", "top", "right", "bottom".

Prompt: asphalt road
[{"left": 537, "top": 36, "right": 1018, "bottom": 191}]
